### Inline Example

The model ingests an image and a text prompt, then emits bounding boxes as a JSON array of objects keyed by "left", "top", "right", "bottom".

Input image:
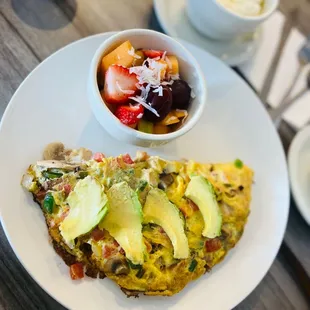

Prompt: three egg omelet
[{"left": 21, "top": 143, "right": 253, "bottom": 296}]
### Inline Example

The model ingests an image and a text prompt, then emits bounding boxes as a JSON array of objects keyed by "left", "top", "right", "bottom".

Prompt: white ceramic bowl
[
  {"left": 187, "top": 0, "right": 279, "bottom": 40},
  {"left": 88, "top": 29, "right": 207, "bottom": 147}
]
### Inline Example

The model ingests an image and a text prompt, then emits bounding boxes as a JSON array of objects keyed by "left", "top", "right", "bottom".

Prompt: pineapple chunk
[
  {"left": 166, "top": 55, "right": 179, "bottom": 76},
  {"left": 173, "top": 109, "right": 188, "bottom": 118},
  {"left": 132, "top": 50, "right": 145, "bottom": 67},
  {"left": 159, "top": 112, "right": 180, "bottom": 126},
  {"left": 101, "top": 41, "right": 135, "bottom": 73},
  {"left": 154, "top": 124, "right": 169, "bottom": 134}
]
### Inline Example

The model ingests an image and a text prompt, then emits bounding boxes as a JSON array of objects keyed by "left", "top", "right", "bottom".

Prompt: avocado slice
[
  {"left": 185, "top": 176, "right": 222, "bottom": 238},
  {"left": 99, "top": 182, "right": 145, "bottom": 265},
  {"left": 60, "top": 176, "right": 109, "bottom": 246},
  {"left": 143, "top": 188, "right": 189, "bottom": 259}
]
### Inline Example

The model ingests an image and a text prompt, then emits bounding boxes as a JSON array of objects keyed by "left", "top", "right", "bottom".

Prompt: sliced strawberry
[
  {"left": 115, "top": 104, "right": 144, "bottom": 126},
  {"left": 104, "top": 65, "right": 138, "bottom": 104},
  {"left": 143, "top": 49, "right": 165, "bottom": 58}
]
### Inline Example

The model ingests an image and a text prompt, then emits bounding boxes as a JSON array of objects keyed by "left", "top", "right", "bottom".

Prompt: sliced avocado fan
[
  {"left": 185, "top": 176, "right": 222, "bottom": 238},
  {"left": 60, "top": 176, "right": 109, "bottom": 246},
  {"left": 99, "top": 181, "right": 145, "bottom": 265},
  {"left": 143, "top": 188, "right": 189, "bottom": 259}
]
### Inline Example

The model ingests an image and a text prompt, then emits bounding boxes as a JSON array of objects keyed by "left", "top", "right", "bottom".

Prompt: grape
[
  {"left": 143, "top": 86, "right": 172, "bottom": 122},
  {"left": 171, "top": 80, "right": 191, "bottom": 110}
]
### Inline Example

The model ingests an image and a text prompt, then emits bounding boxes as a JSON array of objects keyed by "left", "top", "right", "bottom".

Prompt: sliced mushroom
[
  {"left": 120, "top": 288, "right": 141, "bottom": 298},
  {"left": 158, "top": 173, "right": 174, "bottom": 190},
  {"left": 104, "top": 257, "right": 130, "bottom": 275},
  {"left": 43, "top": 142, "right": 65, "bottom": 160},
  {"left": 65, "top": 148, "right": 93, "bottom": 163},
  {"left": 36, "top": 160, "right": 81, "bottom": 171}
]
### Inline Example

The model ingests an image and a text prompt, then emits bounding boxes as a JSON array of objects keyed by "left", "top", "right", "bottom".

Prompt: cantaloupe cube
[
  {"left": 166, "top": 55, "right": 179, "bottom": 75},
  {"left": 159, "top": 112, "right": 180, "bottom": 126},
  {"left": 101, "top": 40, "right": 135, "bottom": 73}
]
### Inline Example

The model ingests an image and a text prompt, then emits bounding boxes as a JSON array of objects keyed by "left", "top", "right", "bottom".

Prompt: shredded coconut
[
  {"left": 153, "top": 85, "right": 163, "bottom": 96},
  {"left": 129, "top": 96, "right": 160, "bottom": 117},
  {"left": 128, "top": 55, "right": 177, "bottom": 117},
  {"left": 128, "top": 47, "right": 142, "bottom": 59},
  {"left": 162, "top": 80, "right": 174, "bottom": 86},
  {"left": 161, "top": 51, "right": 167, "bottom": 60},
  {"left": 116, "top": 81, "right": 135, "bottom": 95}
]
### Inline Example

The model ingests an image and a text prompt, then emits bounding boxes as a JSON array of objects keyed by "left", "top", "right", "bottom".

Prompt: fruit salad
[{"left": 97, "top": 40, "right": 193, "bottom": 134}]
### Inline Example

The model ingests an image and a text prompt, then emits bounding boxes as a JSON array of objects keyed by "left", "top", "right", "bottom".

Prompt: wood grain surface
[{"left": 0, "top": 0, "right": 310, "bottom": 309}]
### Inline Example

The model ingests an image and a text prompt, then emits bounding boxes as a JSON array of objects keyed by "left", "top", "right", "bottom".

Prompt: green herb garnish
[
  {"left": 234, "top": 159, "right": 243, "bottom": 169},
  {"left": 128, "top": 260, "right": 142, "bottom": 270},
  {"left": 43, "top": 171, "right": 63, "bottom": 179},
  {"left": 78, "top": 171, "right": 88, "bottom": 179},
  {"left": 136, "top": 268, "right": 145, "bottom": 278},
  {"left": 43, "top": 193, "right": 55, "bottom": 214},
  {"left": 189, "top": 259, "right": 198, "bottom": 272},
  {"left": 137, "top": 180, "right": 148, "bottom": 192}
]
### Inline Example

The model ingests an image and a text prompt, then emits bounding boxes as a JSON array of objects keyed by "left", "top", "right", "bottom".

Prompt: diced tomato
[
  {"left": 102, "top": 244, "right": 118, "bottom": 259},
  {"left": 70, "top": 263, "right": 84, "bottom": 280},
  {"left": 63, "top": 184, "right": 72, "bottom": 196},
  {"left": 93, "top": 152, "right": 105, "bottom": 162},
  {"left": 188, "top": 199, "right": 199, "bottom": 211},
  {"left": 91, "top": 228, "right": 105, "bottom": 241},
  {"left": 205, "top": 238, "right": 222, "bottom": 253},
  {"left": 122, "top": 154, "right": 134, "bottom": 164}
]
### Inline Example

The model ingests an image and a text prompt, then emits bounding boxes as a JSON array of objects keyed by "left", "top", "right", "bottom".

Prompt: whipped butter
[{"left": 217, "top": 0, "right": 264, "bottom": 17}]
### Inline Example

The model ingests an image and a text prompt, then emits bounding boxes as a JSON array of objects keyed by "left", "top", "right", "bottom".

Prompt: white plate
[
  {"left": 153, "top": 0, "right": 261, "bottom": 66},
  {"left": 0, "top": 32, "right": 289, "bottom": 310},
  {"left": 288, "top": 125, "right": 310, "bottom": 225}
]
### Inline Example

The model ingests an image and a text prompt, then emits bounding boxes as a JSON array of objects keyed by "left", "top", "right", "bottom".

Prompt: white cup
[{"left": 187, "top": 0, "right": 279, "bottom": 41}]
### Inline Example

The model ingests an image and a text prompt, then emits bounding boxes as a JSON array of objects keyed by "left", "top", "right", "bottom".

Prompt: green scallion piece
[{"left": 188, "top": 259, "right": 198, "bottom": 272}]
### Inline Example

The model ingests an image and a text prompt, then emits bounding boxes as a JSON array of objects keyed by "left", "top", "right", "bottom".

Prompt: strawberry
[
  {"left": 143, "top": 49, "right": 165, "bottom": 58},
  {"left": 115, "top": 104, "right": 144, "bottom": 126},
  {"left": 104, "top": 65, "right": 138, "bottom": 104}
]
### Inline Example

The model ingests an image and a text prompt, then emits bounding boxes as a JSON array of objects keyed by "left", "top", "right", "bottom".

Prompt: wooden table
[{"left": 0, "top": 1, "right": 310, "bottom": 309}]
